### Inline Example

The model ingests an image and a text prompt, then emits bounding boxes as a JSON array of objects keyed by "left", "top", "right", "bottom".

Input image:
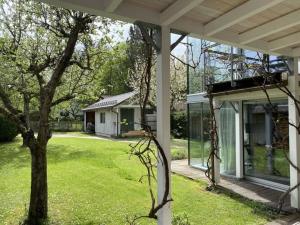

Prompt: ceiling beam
[
  {"left": 105, "top": 0, "right": 123, "bottom": 13},
  {"left": 36, "top": 0, "right": 295, "bottom": 57},
  {"left": 239, "top": 9, "right": 300, "bottom": 44},
  {"left": 160, "top": 0, "right": 205, "bottom": 26},
  {"left": 292, "top": 47, "right": 300, "bottom": 57},
  {"left": 269, "top": 32, "right": 300, "bottom": 51},
  {"left": 204, "top": 0, "right": 285, "bottom": 36}
]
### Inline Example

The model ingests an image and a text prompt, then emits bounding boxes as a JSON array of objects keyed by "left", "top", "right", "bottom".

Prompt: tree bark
[
  {"left": 28, "top": 143, "right": 48, "bottom": 225},
  {"left": 27, "top": 99, "right": 50, "bottom": 225},
  {"left": 22, "top": 94, "right": 31, "bottom": 147},
  {"left": 140, "top": 41, "right": 153, "bottom": 129}
]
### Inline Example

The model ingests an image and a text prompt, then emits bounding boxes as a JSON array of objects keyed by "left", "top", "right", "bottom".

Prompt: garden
[{"left": 0, "top": 136, "right": 277, "bottom": 225}]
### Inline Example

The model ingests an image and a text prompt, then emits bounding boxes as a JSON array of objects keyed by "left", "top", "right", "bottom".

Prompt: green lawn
[{"left": 0, "top": 137, "right": 276, "bottom": 225}]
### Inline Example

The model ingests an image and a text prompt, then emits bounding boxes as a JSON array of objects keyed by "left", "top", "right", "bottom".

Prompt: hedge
[{"left": 0, "top": 116, "right": 18, "bottom": 142}]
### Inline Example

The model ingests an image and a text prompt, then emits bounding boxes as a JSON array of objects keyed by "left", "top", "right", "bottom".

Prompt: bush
[
  {"left": 171, "top": 111, "right": 187, "bottom": 139},
  {"left": 0, "top": 116, "right": 18, "bottom": 142},
  {"left": 171, "top": 148, "right": 188, "bottom": 160}
]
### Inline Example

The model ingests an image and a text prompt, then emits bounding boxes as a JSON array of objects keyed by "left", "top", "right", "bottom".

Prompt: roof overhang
[{"left": 38, "top": 0, "right": 300, "bottom": 57}]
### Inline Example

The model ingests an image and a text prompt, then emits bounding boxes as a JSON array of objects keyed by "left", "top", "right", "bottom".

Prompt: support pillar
[
  {"left": 156, "top": 26, "right": 171, "bottom": 225},
  {"left": 235, "top": 101, "right": 244, "bottom": 179},
  {"left": 289, "top": 57, "right": 300, "bottom": 208}
]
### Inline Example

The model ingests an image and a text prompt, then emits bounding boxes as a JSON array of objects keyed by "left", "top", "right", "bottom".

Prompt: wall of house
[
  {"left": 117, "top": 106, "right": 142, "bottom": 132},
  {"left": 95, "top": 109, "right": 117, "bottom": 137},
  {"left": 188, "top": 90, "right": 290, "bottom": 182},
  {"left": 94, "top": 106, "right": 151, "bottom": 136}
]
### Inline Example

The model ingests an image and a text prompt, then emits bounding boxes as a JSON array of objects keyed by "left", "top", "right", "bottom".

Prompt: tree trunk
[
  {"left": 27, "top": 142, "right": 48, "bottom": 225},
  {"left": 27, "top": 106, "right": 50, "bottom": 225},
  {"left": 22, "top": 94, "right": 31, "bottom": 147},
  {"left": 141, "top": 42, "right": 153, "bottom": 129}
]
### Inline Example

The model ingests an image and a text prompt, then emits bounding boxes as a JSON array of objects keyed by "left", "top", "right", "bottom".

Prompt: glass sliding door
[
  {"left": 243, "top": 100, "right": 289, "bottom": 185},
  {"left": 188, "top": 102, "right": 210, "bottom": 168},
  {"left": 219, "top": 102, "right": 236, "bottom": 176}
]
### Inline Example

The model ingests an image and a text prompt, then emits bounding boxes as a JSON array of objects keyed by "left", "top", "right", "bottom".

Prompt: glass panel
[
  {"left": 189, "top": 102, "right": 210, "bottom": 168},
  {"left": 187, "top": 37, "right": 205, "bottom": 94},
  {"left": 243, "top": 100, "right": 289, "bottom": 185},
  {"left": 220, "top": 102, "right": 236, "bottom": 176},
  {"left": 187, "top": 36, "right": 294, "bottom": 95},
  {"left": 202, "top": 103, "right": 211, "bottom": 166},
  {"left": 205, "top": 43, "right": 232, "bottom": 83},
  {"left": 189, "top": 103, "right": 202, "bottom": 166}
]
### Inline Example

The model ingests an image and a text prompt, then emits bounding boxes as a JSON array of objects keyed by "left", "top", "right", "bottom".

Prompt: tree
[
  {"left": 98, "top": 42, "right": 132, "bottom": 96},
  {"left": 127, "top": 25, "right": 157, "bottom": 127},
  {"left": 0, "top": 1, "right": 112, "bottom": 223},
  {"left": 170, "top": 56, "right": 187, "bottom": 112}
]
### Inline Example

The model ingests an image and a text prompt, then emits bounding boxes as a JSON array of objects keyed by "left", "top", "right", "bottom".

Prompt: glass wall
[
  {"left": 243, "top": 100, "right": 289, "bottom": 185},
  {"left": 219, "top": 102, "right": 236, "bottom": 176},
  {"left": 188, "top": 102, "right": 210, "bottom": 168},
  {"left": 187, "top": 37, "right": 205, "bottom": 94},
  {"left": 187, "top": 36, "right": 293, "bottom": 95}
]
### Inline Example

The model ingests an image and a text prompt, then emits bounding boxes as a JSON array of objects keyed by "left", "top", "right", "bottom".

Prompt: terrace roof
[{"left": 39, "top": 0, "right": 300, "bottom": 57}]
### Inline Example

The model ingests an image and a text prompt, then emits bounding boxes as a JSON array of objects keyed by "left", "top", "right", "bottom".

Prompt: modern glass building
[{"left": 187, "top": 37, "right": 292, "bottom": 189}]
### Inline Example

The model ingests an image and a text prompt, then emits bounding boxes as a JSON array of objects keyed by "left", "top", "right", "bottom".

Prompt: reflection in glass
[
  {"left": 187, "top": 37, "right": 205, "bottom": 94},
  {"left": 243, "top": 100, "right": 289, "bottom": 185},
  {"left": 189, "top": 103, "right": 210, "bottom": 168}
]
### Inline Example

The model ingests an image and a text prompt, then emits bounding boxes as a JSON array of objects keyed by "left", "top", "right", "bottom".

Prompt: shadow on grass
[
  {"left": 210, "top": 187, "right": 283, "bottom": 221},
  {"left": 0, "top": 139, "right": 30, "bottom": 169},
  {"left": 0, "top": 140, "right": 98, "bottom": 169},
  {"left": 47, "top": 144, "right": 97, "bottom": 163},
  {"left": 174, "top": 174, "right": 282, "bottom": 222}
]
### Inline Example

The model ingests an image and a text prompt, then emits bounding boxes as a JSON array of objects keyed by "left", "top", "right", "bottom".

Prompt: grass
[
  {"left": 0, "top": 137, "right": 277, "bottom": 225},
  {"left": 171, "top": 139, "right": 188, "bottom": 160},
  {"left": 53, "top": 132, "right": 189, "bottom": 161}
]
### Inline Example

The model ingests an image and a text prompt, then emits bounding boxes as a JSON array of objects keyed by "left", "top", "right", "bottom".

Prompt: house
[
  {"left": 82, "top": 92, "right": 154, "bottom": 137},
  {"left": 187, "top": 38, "right": 294, "bottom": 191},
  {"left": 38, "top": 0, "right": 300, "bottom": 223}
]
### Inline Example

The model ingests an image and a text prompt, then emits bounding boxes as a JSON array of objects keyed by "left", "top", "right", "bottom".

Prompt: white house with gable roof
[{"left": 82, "top": 92, "right": 154, "bottom": 137}]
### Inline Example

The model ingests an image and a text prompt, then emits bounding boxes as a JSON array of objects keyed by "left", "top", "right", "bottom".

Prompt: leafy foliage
[
  {"left": 0, "top": 116, "right": 18, "bottom": 142},
  {"left": 171, "top": 111, "right": 187, "bottom": 138}
]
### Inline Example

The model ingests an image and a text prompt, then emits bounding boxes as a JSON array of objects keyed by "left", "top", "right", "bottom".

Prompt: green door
[{"left": 120, "top": 108, "right": 135, "bottom": 133}]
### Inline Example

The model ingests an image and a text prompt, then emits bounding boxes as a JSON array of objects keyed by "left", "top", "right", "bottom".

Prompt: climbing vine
[{"left": 127, "top": 124, "right": 172, "bottom": 224}]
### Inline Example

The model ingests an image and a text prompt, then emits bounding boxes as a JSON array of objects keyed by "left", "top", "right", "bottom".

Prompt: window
[
  {"left": 188, "top": 102, "right": 210, "bottom": 168},
  {"left": 100, "top": 112, "right": 105, "bottom": 123},
  {"left": 243, "top": 99, "right": 289, "bottom": 185}
]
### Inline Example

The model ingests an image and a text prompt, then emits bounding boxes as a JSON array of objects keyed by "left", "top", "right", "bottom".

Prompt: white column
[
  {"left": 289, "top": 57, "right": 300, "bottom": 208},
  {"left": 157, "top": 26, "right": 171, "bottom": 225},
  {"left": 83, "top": 112, "right": 87, "bottom": 132},
  {"left": 235, "top": 101, "right": 244, "bottom": 179},
  {"left": 213, "top": 99, "right": 220, "bottom": 184}
]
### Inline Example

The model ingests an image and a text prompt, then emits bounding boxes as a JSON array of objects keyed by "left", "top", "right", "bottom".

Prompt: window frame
[{"left": 100, "top": 112, "right": 105, "bottom": 124}]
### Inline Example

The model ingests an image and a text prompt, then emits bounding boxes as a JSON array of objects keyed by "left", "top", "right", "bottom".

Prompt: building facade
[
  {"left": 187, "top": 37, "right": 294, "bottom": 190},
  {"left": 82, "top": 92, "right": 153, "bottom": 137}
]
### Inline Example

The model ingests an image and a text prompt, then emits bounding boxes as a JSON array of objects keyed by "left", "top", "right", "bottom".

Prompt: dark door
[{"left": 120, "top": 108, "right": 135, "bottom": 133}]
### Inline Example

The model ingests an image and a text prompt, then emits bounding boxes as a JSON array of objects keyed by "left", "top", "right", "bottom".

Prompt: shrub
[
  {"left": 171, "top": 111, "right": 187, "bottom": 139},
  {"left": 0, "top": 116, "right": 18, "bottom": 142},
  {"left": 171, "top": 148, "right": 188, "bottom": 160}
]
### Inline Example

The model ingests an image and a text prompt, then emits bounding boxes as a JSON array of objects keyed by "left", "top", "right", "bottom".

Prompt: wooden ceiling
[{"left": 39, "top": 0, "right": 300, "bottom": 57}]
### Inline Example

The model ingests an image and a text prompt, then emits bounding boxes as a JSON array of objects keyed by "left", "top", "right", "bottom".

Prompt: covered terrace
[{"left": 37, "top": 0, "right": 300, "bottom": 224}]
